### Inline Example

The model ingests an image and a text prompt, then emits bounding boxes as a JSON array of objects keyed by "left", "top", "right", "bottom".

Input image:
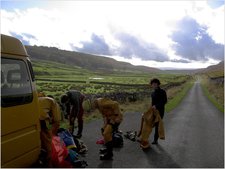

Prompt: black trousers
[{"left": 153, "top": 111, "right": 164, "bottom": 142}]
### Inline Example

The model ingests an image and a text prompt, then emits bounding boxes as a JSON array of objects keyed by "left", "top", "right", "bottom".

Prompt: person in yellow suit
[
  {"left": 83, "top": 98, "right": 123, "bottom": 160},
  {"left": 38, "top": 92, "right": 61, "bottom": 167},
  {"left": 138, "top": 106, "right": 165, "bottom": 149}
]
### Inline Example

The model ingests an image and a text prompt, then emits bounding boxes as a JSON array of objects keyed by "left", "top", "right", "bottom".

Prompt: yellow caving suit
[
  {"left": 96, "top": 98, "right": 123, "bottom": 143},
  {"left": 38, "top": 96, "right": 61, "bottom": 166},
  {"left": 139, "top": 107, "right": 165, "bottom": 148}
]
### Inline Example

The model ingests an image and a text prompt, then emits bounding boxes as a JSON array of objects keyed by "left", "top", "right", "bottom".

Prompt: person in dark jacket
[
  {"left": 150, "top": 78, "right": 167, "bottom": 144},
  {"left": 61, "top": 90, "right": 85, "bottom": 138}
]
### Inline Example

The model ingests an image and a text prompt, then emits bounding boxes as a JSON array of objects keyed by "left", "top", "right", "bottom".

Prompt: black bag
[{"left": 112, "top": 132, "right": 123, "bottom": 147}]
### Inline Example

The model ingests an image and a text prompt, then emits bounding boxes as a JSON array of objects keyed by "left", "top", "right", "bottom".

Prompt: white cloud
[
  {"left": 185, "top": 1, "right": 224, "bottom": 44},
  {"left": 111, "top": 55, "right": 220, "bottom": 69},
  {"left": 1, "top": 1, "right": 224, "bottom": 69}
]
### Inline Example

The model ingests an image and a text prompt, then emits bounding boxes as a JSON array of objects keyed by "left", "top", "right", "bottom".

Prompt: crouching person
[
  {"left": 38, "top": 93, "right": 61, "bottom": 167},
  {"left": 138, "top": 107, "right": 165, "bottom": 149},
  {"left": 83, "top": 98, "right": 123, "bottom": 160},
  {"left": 60, "top": 90, "right": 85, "bottom": 138}
]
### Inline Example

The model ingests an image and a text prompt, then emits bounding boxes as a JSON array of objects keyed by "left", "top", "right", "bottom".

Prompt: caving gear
[
  {"left": 124, "top": 131, "right": 137, "bottom": 142},
  {"left": 112, "top": 132, "right": 124, "bottom": 147}
]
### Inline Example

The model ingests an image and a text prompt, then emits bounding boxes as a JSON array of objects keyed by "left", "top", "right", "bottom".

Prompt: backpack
[
  {"left": 57, "top": 128, "right": 77, "bottom": 151},
  {"left": 57, "top": 128, "right": 88, "bottom": 167},
  {"left": 51, "top": 136, "right": 73, "bottom": 168}
]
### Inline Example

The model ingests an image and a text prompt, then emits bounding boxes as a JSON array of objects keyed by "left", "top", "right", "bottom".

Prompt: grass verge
[{"left": 200, "top": 81, "right": 224, "bottom": 113}]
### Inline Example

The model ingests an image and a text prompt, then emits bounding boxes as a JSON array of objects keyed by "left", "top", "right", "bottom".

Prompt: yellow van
[{"left": 1, "top": 34, "right": 41, "bottom": 167}]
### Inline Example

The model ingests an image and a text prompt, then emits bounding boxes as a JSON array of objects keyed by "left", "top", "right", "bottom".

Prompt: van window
[{"left": 1, "top": 57, "right": 33, "bottom": 107}]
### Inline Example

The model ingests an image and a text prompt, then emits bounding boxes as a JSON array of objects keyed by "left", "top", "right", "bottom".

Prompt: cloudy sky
[{"left": 1, "top": 0, "right": 224, "bottom": 69}]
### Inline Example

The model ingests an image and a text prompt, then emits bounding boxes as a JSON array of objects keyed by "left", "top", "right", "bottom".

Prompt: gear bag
[
  {"left": 124, "top": 131, "right": 137, "bottom": 141},
  {"left": 57, "top": 128, "right": 88, "bottom": 167},
  {"left": 51, "top": 136, "right": 73, "bottom": 168},
  {"left": 72, "top": 136, "right": 88, "bottom": 154},
  {"left": 112, "top": 132, "right": 123, "bottom": 147},
  {"left": 58, "top": 128, "right": 77, "bottom": 151}
]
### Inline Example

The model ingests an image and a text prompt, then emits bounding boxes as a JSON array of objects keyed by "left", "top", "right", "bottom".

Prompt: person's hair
[
  {"left": 47, "top": 95, "right": 54, "bottom": 98},
  {"left": 150, "top": 78, "right": 161, "bottom": 85},
  {"left": 38, "top": 92, "right": 46, "bottom": 97},
  {"left": 60, "top": 94, "right": 68, "bottom": 104}
]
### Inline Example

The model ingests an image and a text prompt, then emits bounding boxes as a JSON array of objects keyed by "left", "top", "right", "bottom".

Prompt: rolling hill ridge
[
  {"left": 25, "top": 45, "right": 224, "bottom": 76},
  {"left": 25, "top": 45, "right": 161, "bottom": 73}
]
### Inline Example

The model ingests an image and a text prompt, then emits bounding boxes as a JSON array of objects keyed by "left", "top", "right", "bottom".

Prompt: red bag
[{"left": 51, "top": 136, "right": 73, "bottom": 168}]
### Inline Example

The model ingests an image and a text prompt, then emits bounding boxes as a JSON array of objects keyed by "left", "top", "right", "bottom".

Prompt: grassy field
[{"left": 33, "top": 60, "right": 191, "bottom": 95}]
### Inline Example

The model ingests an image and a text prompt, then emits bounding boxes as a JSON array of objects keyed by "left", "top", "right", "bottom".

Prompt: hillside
[
  {"left": 201, "top": 61, "right": 224, "bottom": 73},
  {"left": 25, "top": 45, "right": 160, "bottom": 73},
  {"left": 197, "top": 61, "right": 224, "bottom": 77}
]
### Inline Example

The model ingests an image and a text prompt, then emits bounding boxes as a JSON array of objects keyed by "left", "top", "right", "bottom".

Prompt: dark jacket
[
  {"left": 66, "top": 90, "right": 85, "bottom": 113},
  {"left": 151, "top": 87, "right": 167, "bottom": 118}
]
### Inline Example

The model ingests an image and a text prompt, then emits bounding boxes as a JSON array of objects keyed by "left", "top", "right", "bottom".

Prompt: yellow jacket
[
  {"left": 38, "top": 96, "right": 61, "bottom": 125},
  {"left": 96, "top": 98, "right": 123, "bottom": 125},
  {"left": 141, "top": 107, "right": 165, "bottom": 140}
]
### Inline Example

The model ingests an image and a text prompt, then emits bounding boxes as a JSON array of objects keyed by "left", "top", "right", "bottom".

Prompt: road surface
[{"left": 80, "top": 81, "right": 224, "bottom": 168}]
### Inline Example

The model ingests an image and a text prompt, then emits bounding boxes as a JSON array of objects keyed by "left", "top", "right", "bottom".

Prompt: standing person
[
  {"left": 82, "top": 98, "right": 123, "bottom": 160},
  {"left": 38, "top": 92, "right": 61, "bottom": 167},
  {"left": 60, "top": 90, "right": 85, "bottom": 138},
  {"left": 150, "top": 78, "right": 167, "bottom": 144}
]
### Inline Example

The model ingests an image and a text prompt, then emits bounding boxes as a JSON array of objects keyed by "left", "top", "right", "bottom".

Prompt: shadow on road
[
  {"left": 97, "top": 159, "right": 113, "bottom": 168},
  {"left": 143, "top": 144, "right": 180, "bottom": 168},
  {"left": 96, "top": 147, "right": 123, "bottom": 168}
]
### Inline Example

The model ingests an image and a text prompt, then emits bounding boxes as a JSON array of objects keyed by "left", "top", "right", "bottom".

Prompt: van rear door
[{"left": 1, "top": 56, "right": 41, "bottom": 167}]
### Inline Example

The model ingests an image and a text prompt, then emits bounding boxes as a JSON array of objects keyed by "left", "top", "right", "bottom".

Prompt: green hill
[{"left": 25, "top": 45, "right": 161, "bottom": 73}]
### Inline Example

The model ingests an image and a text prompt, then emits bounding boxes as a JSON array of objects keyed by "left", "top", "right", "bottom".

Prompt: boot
[
  {"left": 100, "top": 141, "right": 113, "bottom": 160},
  {"left": 152, "top": 140, "right": 158, "bottom": 145},
  {"left": 140, "top": 140, "right": 150, "bottom": 149},
  {"left": 74, "top": 133, "right": 82, "bottom": 139},
  {"left": 100, "top": 152, "right": 113, "bottom": 160},
  {"left": 99, "top": 147, "right": 107, "bottom": 154}
]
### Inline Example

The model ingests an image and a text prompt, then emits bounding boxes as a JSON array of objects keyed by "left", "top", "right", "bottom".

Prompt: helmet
[{"left": 82, "top": 99, "right": 92, "bottom": 112}]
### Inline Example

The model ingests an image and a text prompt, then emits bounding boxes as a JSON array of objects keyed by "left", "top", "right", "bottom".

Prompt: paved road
[{"left": 80, "top": 81, "right": 224, "bottom": 168}]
